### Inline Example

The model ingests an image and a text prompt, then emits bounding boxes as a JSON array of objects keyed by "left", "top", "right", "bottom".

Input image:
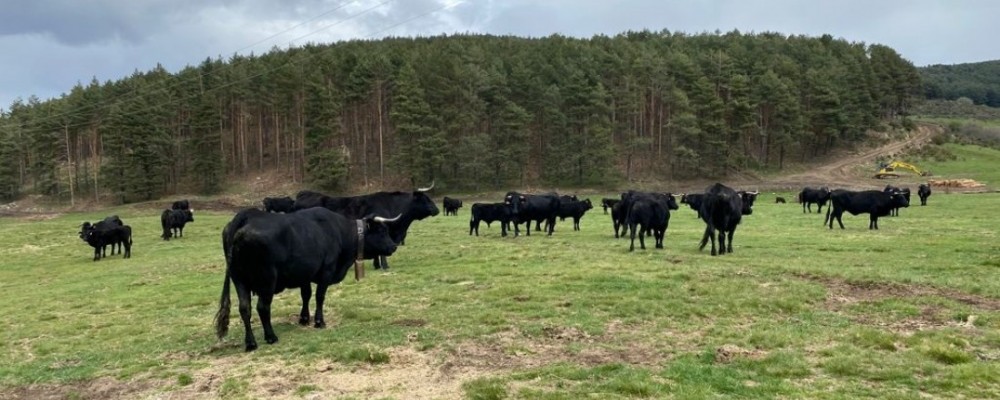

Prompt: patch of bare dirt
[
  {"left": 0, "top": 320, "right": 682, "bottom": 400},
  {"left": 797, "top": 273, "right": 998, "bottom": 334},
  {"left": 714, "top": 344, "right": 767, "bottom": 364},
  {"left": 0, "top": 377, "right": 166, "bottom": 400}
]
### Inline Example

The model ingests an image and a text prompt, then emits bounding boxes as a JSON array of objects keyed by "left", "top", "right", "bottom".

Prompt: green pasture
[{"left": 1, "top": 191, "right": 998, "bottom": 399}]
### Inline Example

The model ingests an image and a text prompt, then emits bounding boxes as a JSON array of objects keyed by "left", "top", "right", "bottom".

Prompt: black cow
[
  {"left": 263, "top": 196, "right": 295, "bottom": 213},
  {"left": 172, "top": 200, "right": 190, "bottom": 210},
  {"left": 680, "top": 193, "right": 706, "bottom": 218},
  {"left": 215, "top": 208, "right": 399, "bottom": 351},
  {"left": 292, "top": 190, "right": 352, "bottom": 212},
  {"left": 918, "top": 183, "right": 932, "bottom": 206},
  {"left": 882, "top": 185, "right": 911, "bottom": 216},
  {"left": 469, "top": 203, "right": 513, "bottom": 236},
  {"left": 79, "top": 215, "right": 124, "bottom": 258},
  {"left": 623, "top": 192, "right": 679, "bottom": 251},
  {"left": 443, "top": 197, "right": 463, "bottom": 216},
  {"left": 161, "top": 209, "right": 194, "bottom": 240},
  {"left": 504, "top": 192, "right": 561, "bottom": 237},
  {"left": 611, "top": 201, "right": 627, "bottom": 238},
  {"left": 601, "top": 198, "right": 619, "bottom": 214},
  {"left": 798, "top": 187, "right": 831, "bottom": 214},
  {"left": 775, "top": 197, "right": 787, "bottom": 204},
  {"left": 294, "top": 183, "right": 439, "bottom": 269},
  {"left": 825, "top": 190, "right": 910, "bottom": 230},
  {"left": 698, "top": 183, "right": 758, "bottom": 256},
  {"left": 79, "top": 216, "right": 132, "bottom": 261},
  {"left": 555, "top": 199, "right": 593, "bottom": 231}
]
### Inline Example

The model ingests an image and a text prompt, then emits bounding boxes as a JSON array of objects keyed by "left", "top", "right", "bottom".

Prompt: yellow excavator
[{"left": 874, "top": 161, "right": 932, "bottom": 179}]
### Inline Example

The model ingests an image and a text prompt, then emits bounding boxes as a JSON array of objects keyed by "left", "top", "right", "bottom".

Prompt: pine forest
[{"left": 0, "top": 31, "right": 921, "bottom": 203}]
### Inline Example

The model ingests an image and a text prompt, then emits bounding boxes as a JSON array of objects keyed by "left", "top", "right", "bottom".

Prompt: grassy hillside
[
  {"left": 916, "top": 144, "right": 1000, "bottom": 186},
  {"left": 1, "top": 191, "right": 998, "bottom": 398}
]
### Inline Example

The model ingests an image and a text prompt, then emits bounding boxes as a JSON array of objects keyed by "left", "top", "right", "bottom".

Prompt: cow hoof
[
  {"left": 314, "top": 320, "right": 326, "bottom": 329},
  {"left": 245, "top": 342, "right": 258, "bottom": 352},
  {"left": 265, "top": 335, "right": 278, "bottom": 344},
  {"left": 298, "top": 316, "right": 310, "bottom": 325}
]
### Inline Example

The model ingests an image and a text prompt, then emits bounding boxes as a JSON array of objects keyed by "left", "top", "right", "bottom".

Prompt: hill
[{"left": 921, "top": 59, "right": 1000, "bottom": 106}]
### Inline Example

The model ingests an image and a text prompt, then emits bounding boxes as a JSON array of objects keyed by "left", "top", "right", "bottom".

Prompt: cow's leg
[
  {"left": 547, "top": 217, "right": 555, "bottom": 235},
  {"left": 234, "top": 283, "right": 258, "bottom": 351},
  {"left": 870, "top": 215, "right": 878, "bottom": 230},
  {"left": 715, "top": 230, "right": 725, "bottom": 255},
  {"left": 628, "top": 222, "right": 638, "bottom": 251},
  {"left": 93, "top": 246, "right": 100, "bottom": 261},
  {"left": 470, "top": 219, "right": 477, "bottom": 236},
  {"left": 726, "top": 229, "right": 735, "bottom": 253},
  {"left": 256, "top": 292, "right": 278, "bottom": 345},
  {"left": 298, "top": 284, "right": 312, "bottom": 325},
  {"left": 836, "top": 212, "right": 845, "bottom": 229},
  {"left": 123, "top": 239, "right": 131, "bottom": 259},
  {"left": 313, "top": 283, "right": 331, "bottom": 329}
]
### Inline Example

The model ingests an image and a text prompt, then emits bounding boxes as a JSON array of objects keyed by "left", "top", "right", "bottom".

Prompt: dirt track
[{"left": 763, "top": 124, "right": 940, "bottom": 191}]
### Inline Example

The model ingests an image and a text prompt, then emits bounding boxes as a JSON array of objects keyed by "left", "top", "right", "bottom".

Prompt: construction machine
[{"left": 874, "top": 161, "right": 932, "bottom": 179}]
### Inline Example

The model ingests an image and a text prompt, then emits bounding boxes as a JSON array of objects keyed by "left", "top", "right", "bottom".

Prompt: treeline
[
  {"left": 921, "top": 60, "right": 1000, "bottom": 107},
  {"left": 0, "top": 31, "right": 920, "bottom": 203}
]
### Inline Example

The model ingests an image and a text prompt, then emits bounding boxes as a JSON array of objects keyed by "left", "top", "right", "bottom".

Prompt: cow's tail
[{"left": 215, "top": 266, "right": 232, "bottom": 340}]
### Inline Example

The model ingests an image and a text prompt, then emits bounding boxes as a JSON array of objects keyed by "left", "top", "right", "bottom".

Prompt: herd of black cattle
[{"left": 71, "top": 181, "right": 932, "bottom": 351}]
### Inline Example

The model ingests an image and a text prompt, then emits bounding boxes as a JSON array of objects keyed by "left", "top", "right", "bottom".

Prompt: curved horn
[
  {"left": 416, "top": 181, "right": 435, "bottom": 192},
  {"left": 374, "top": 214, "right": 403, "bottom": 223},
  {"left": 748, "top": 191, "right": 759, "bottom": 195}
]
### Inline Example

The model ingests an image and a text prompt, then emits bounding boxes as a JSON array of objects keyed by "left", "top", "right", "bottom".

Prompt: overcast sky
[{"left": 1, "top": 0, "right": 996, "bottom": 111}]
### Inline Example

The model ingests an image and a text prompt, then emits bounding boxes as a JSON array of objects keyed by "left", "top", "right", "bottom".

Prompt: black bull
[
  {"left": 292, "top": 184, "right": 439, "bottom": 269},
  {"left": 798, "top": 187, "right": 831, "bottom": 213},
  {"left": 216, "top": 208, "right": 400, "bottom": 351},
  {"left": 825, "top": 190, "right": 909, "bottom": 230},
  {"left": 503, "top": 192, "right": 560, "bottom": 236},
  {"left": 698, "top": 183, "right": 758, "bottom": 256}
]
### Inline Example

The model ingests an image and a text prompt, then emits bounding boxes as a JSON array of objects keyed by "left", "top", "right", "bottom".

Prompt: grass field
[{"left": 1, "top": 189, "right": 998, "bottom": 399}]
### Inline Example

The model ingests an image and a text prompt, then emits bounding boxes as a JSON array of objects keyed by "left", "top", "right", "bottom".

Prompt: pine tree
[{"left": 390, "top": 63, "right": 445, "bottom": 185}]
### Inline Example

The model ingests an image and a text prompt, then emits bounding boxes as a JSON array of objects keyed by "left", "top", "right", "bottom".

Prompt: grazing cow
[
  {"left": 555, "top": 199, "right": 594, "bottom": 231},
  {"left": 263, "top": 196, "right": 295, "bottom": 213},
  {"left": 469, "top": 203, "right": 513, "bottom": 236},
  {"left": 680, "top": 193, "right": 706, "bottom": 219},
  {"left": 825, "top": 190, "right": 910, "bottom": 230},
  {"left": 443, "top": 197, "right": 463, "bottom": 216},
  {"left": 775, "top": 197, "right": 787, "bottom": 204},
  {"left": 883, "top": 185, "right": 911, "bottom": 216},
  {"left": 504, "top": 192, "right": 561, "bottom": 237},
  {"left": 698, "top": 183, "right": 758, "bottom": 256},
  {"left": 293, "top": 183, "right": 439, "bottom": 269},
  {"left": 215, "top": 208, "right": 399, "bottom": 351},
  {"left": 622, "top": 192, "right": 679, "bottom": 251},
  {"left": 918, "top": 183, "right": 932, "bottom": 206},
  {"left": 80, "top": 220, "right": 132, "bottom": 261},
  {"left": 798, "top": 187, "right": 831, "bottom": 213},
  {"left": 601, "top": 198, "right": 619, "bottom": 214},
  {"left": 79, "top": 215, "right": 124, "bottom": 257},
  {"left": 172, "top": 200, "right": 190, "bottom": 210},
  {"left": 161, "top": 209, "right": 195, "bottom": 240}
]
